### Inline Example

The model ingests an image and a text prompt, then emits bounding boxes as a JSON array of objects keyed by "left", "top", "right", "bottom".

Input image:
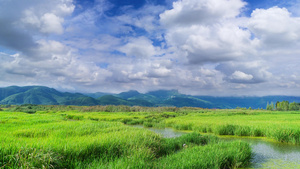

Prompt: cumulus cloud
[
  {"left": 147, "top": 61, "right": 172, "bottom": 78},
  {"left": 248, "top": 7, "right": 300, "bottom": 48},
  {"left": 1, "top": 0, "right": 300, "bottom": 96},
  {"left": 1, "top": 43, "right": 112, "bottom": 90},
  {"left": 160, "top": 0, "right": 246, "bottom": 26},
  {"left": 118, "top": 36, "right": 163, "bottom": 58},
  {"left": 160, "top": 0, "right": 256, "bottom": 64},
  {"left": 216, "top": 61, "right": 272, "bottom": 84},
  {"left": 230, "top": 71, "right": 253, "bottom": 81},
  {"left": 40, "top": 13, "right": 64, "bottom": 34},
  {"left": 0, "top": 0, "right": 113, "bottom": 91},
  {"left": 20, "top": 0, "right": 74, "bottom": 35},
  {"left": 0, "top": 0, "right": 74, "bottom": 55}
]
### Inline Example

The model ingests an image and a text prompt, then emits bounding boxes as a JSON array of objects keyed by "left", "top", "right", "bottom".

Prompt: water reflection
[
  {"left": 133, "top": 125, "right": 187, "bottom": 138},
  {"left": 133, "top": 125, "right": 300, "bottom": 169},
  {"left": 224, "top": 137, "right": 300, "bottom": 168}
]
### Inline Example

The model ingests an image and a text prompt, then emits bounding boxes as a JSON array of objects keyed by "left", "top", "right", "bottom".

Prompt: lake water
[{"left": 133, "top": 125, "right": 300, "bottom": 169}]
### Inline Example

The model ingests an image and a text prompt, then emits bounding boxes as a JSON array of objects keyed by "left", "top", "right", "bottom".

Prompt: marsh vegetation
[{"left": 1, "top": 105, "right": 299, "bottom": 168}]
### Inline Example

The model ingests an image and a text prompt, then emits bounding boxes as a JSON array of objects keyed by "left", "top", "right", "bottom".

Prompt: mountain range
[{"left": 1, "top": 86, "right": 300, "bottom": 109}]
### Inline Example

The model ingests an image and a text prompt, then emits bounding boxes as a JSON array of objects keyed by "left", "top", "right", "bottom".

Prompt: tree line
[{"left": 266, "top": 101, "right": 300, "bottom": 111}]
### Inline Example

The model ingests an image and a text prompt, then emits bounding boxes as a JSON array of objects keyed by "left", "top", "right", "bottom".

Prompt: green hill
[
  {"left": 1, "top": 86, "right": 300, "bottom": 108},
  {"left": 146, "top": 90, "right": 181, "bottom": 100},
  {"left": 0, "top": 86, "right": 35, "bottom": 101},
  {"left": 115, "top": 90, "right": 141, "bottom": 99},
  {"left": 162, "top": 96, "right": 214, "bottom": 108},
  {"left": 84, "top": 92, "right": 111, "bottom": 98},
  {"left": 62, "top": 97, "right": 99, "bottom": 106},
  {"left": 0, "top": 86, "right": 87, "bottom": 105},
  {"left": 97, "top": 95, "right": 153, "bottom": 106}
]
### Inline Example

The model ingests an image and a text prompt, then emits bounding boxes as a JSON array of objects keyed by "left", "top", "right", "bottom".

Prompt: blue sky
[{"left": 0, "top": 0, "right": 300, "bottom": 96}]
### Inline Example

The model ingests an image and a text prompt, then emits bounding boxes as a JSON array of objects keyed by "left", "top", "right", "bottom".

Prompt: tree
[
  {"left": 276, "top": 101, "right": 280, "bottom": 110},
  {"left": 289, "top": 102, "right": 299, "bottom": 111},
  {"left": 266, "top": 102, "right": 274, "bottom": 111},
  {"left": 276, "top": 101, "right": 289, "bottom": 111}
]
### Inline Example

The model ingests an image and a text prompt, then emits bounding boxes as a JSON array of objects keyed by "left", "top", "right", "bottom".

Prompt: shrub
[
  {"left": 143, "top": 122, "right": 154, "bottom": 127},
  {"left": 66, "top": 115, "right": 84, "bottom": 120},
  {"left": 24, "top": 110, "right": 36, "bottom": 114}
]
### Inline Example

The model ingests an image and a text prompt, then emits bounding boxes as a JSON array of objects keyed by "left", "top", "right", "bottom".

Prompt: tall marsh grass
[
  {"left": 0, "top": 110, "right": 252, "bottom": 168},
  {"left": 164, "top": 109, "right": 300, "bottom": 144},
  {"left": 156, "top": 141, "right": 251, "bottom": 169},
  {"left": 5, "top": 106, "right": 300, "bottom": 145}
]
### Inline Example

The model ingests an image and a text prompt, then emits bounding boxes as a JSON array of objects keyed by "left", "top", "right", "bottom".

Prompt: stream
[{"left": 134, "top": 125, "right": 300, "bottom": 168}]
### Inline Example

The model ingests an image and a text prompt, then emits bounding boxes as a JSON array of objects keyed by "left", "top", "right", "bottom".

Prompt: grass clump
[
  {"left": 157, "top": 132, "right": 219, "bottom": 156},
  {"left": 156, "top": 141, "right": 251, "bottom": 169},
  {"left": 65, "top": 114, "right": 84, "bottom": 120},
  {"left": 270, "top": 128, "right": 300, "bottom": 144},
  {"left": 5, "top": 147, "right": 63, "bottom": 169}
]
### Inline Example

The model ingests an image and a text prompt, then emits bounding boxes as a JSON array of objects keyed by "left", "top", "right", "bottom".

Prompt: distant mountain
[
  {"left": 194, "top": 96, "right": 300, "bottom": 109},
  {"left": 98, "top": 95, "right": 131, "bottom": 105},
  {"left": 115, "top": 90, "right": 140, "bottom": 99},
  {"left": 1, "top": 85, "right": 300, "bottom": 108},
  {"left": 0, "top": 86, "right": 35, "bottom": 101},
  {"left": 0, "top": 86, "right": 88, "bottom": 105},
  {"left": 162, "top": 96, "right": 216, "bottom": 108},
  {"left": 84, "top": 92, "right": 111, "bottom": 98},
  {"left": 62, "top": 97, "right": 99, "bottom": 106},
  {"left": 97, "top": 95, "right": 153, "bottom": 106},
  {"left": 146, "top": 90, "right": 181, "bottom": 100},
  {"left": 127, "top": 93, "right": 159, "bottom": 104}
]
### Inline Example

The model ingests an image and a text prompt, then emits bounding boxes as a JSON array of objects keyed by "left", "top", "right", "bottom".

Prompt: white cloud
[
  {"left": 160, "top": 0, "right": 256, "bottom": 64},
  {"left": 148, "top": 67, "right": 172, "bottom": 78},
  {"left": 119, "top": 36, "right": 161, "bottom": 58},
  {"left": 160, "top": 0, "right": 246, "bottom": 27},
  {"left": 40, "top": 13, "right": 64, "bottom": 34},
  {"left": 115, "top": 4, "right": 165, "bottom": 33},
  {"left": 1, "top": 0, "right": 300, "bottom": 96},
  {"left": 55, "top": 0, "right": 75, "bottom": 16},
  {"left": 230, "top": 71, "right": 253, "bottom": 81},
  {"left": 248, "top": 7, "right": 300, "bottom": 47},
  {"left": 25, "top": 40, "right": 72, "bottom": 61},
  {"left": 216, "top": 61, "right": 272, "bottom": 84},
  {"left": 20, "top": 0, "right": 74, "bottom": 35},
  {"left": 0, "top": 0, "right": 74, "bottom": 56}
]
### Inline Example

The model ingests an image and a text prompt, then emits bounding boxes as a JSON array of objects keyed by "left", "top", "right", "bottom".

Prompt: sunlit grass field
[
  {"left": 1, "top": 105, "right": 299, "bottom": 168},
  {"left": 164, "top": 109, "right": 300, "bottom": 144},
  {"left": 0, "top": 107, "right": 251, "bottom": 169}
]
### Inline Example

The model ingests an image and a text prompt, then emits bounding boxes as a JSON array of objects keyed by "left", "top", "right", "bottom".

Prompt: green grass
[
  {"left": 0, "top": 109, "right": 252, "bottom": 168},
  {"left": 156, "top": 141, "right": 251, "bottom": 169},
  {"left": 164, "top": 109, "right": 300, "bottom": 144},
  {"left": 4, "top": 106, "right": 300, "bottom": 144}
]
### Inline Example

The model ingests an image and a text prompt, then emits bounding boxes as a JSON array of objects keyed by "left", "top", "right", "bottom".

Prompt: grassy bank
[
  {"left": 163, "top": 109, "right": 300, "bottom": 144},
  {"left": 0, "top": 110, "right": 251, "bottom": 169},
  {"left": 3, "top": 105, "right": 300, "bottom": 144}
]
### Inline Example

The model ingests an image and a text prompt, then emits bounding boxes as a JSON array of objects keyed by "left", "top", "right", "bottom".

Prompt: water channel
[{"left": 133, "top": 125, "right": 300, "bottom": 168}]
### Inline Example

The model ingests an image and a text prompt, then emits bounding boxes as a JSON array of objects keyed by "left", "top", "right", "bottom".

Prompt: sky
[{"left": 0, "top": 0, "right": 300, "bottom": 96}]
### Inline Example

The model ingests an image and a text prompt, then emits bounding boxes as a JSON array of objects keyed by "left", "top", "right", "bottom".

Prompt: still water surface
[{"left": 134, "top": 125, "right": 300, "bottom": 169}]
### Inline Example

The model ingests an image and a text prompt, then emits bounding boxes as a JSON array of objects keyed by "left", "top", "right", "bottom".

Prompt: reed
[
  {"left": 164, "top": 110, "right": 300, "bottom": 144},
  {"left": 0, "top": 110, "right": 252, "bottom": 168},
  {"left": 156, "top": 141, "right": 251, "bottom": 169}
]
